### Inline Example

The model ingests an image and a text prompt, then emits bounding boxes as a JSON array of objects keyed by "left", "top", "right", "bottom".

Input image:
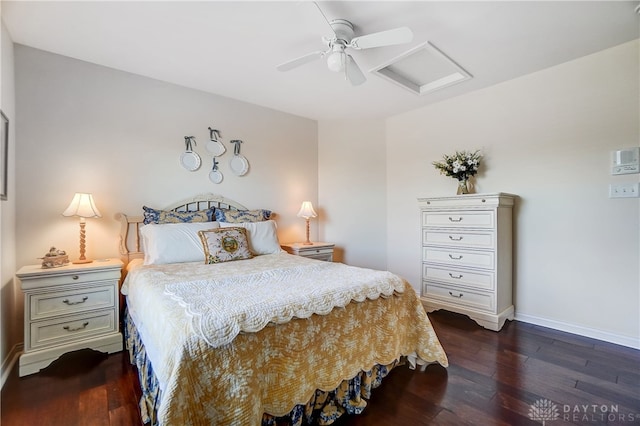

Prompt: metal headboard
[{"left": 115, "top": 193, "right": 247, "bottom": 265}]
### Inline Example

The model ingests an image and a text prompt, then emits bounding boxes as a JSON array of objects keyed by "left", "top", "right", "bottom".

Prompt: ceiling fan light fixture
[{"left": 326, "top": 46, "right": 346, "bottom": 72}]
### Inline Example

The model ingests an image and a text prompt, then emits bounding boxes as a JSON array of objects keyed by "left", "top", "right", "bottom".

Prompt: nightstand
[
  {"left": 281, "top": 242, "right": 335, "bottom": 262},
  {"left": 16, "top": 258, "right": 124, "bottom": 376}
]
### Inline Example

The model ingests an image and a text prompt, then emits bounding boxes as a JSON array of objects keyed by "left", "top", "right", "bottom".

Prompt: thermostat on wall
[{"left": 611, "top": 147, "right": 640, "bottom": 175}]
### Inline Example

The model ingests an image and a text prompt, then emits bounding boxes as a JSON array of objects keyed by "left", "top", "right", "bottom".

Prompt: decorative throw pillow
[
  {"left": 214, "top": 208, "right": 272, "bottom": 223},
  {"left": 143, "top": 206, "right": 215, "bottom": 225},
  {"left": 219, "top": 220, "right": 282, "bottom": 255},
  {"left": 198, "top": 227, "right": 253, "bottom": 264}
]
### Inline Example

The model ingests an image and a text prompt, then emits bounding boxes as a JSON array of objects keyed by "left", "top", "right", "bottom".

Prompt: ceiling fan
[{"left": 276, "top": 3, "right": 413, "bottom": 86}]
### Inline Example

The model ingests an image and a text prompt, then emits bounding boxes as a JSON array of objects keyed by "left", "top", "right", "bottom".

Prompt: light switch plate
[{"left": 609, "top": 183, "right": 640, "bottom": 198}]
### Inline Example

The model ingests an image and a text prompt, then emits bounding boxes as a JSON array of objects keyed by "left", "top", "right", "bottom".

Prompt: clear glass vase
[{"left": 457, "top": 179, "right": 469, "bottom": 195}]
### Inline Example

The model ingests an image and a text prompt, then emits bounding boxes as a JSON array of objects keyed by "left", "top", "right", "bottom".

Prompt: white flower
[{"left": 432, "top": 150, "right": 483, "bottom": 181}]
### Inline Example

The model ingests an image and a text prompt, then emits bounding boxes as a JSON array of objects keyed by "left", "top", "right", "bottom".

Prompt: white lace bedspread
[{"left": 163, "top": 260, "right": 406, "bottom": 348}]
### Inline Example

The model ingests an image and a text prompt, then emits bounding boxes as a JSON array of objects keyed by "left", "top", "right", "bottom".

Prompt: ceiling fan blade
[
  {"left": 276, "top": 51, "right": 325, "bottom": 72},
  {"left": 313, "top": 1, "right": 337, "bottom": 38},
  {"left": 345, "top": 54, "right": 366, "bottom": 86},
  {"left": 349, "top": 27, "right": 413, "bottom": 50}
]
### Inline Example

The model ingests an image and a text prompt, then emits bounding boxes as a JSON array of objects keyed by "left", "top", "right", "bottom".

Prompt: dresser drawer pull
[
  {"left": 448, "top": 254, "right": 464, "bottom": 260},
  {"left": 448, "top": 235, "right": 463, "bottom": 241},
  {"left": 63, "top": 322, "right": 89, "bottom": 332},
  {"left": 448, "top": 273, "right": 464, "bottom": 279},
  {"left": 448, "top": 291, "right": 464, "bottom": 298},
  {"left": 72, "top": 275, "right": 79, "bottom": 280},
  {"left": 62, "top": 296, "right": 88, "bottom": 306},
  {"left": 448, "top": 216, "right": 463, "bottom": 222}
]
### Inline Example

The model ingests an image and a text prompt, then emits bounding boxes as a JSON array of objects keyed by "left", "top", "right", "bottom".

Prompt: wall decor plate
[
  {"left": 180, "top": 151, "right": 201, "bottom": 171},
  {"left": 209, "top": 169, "right": 223, "bottom": 184},
  {"left": 230, "top": 155, "right": 249, "bottom": 176},
  {"left": 206, "top": 140, "right": 226, "bottom": 156}
]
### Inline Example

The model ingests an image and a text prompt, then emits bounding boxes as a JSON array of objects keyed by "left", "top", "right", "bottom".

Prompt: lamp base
[
  {"left": 72, "top": 259, "right": 93, "bottom": 264},
  {"left": 302, "top": 219, "right": 313, "bottom": 245}
]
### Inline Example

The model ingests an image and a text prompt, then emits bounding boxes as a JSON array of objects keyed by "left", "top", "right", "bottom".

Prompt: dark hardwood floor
[{"left": 2, "top": 311, "right": 638, "bottom": 425}]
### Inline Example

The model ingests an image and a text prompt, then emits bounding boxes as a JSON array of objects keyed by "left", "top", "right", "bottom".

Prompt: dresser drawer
[
  {"left": 29, "top": 284, "right": 116, "bottom": 321},
  {"left": 423, "top": 230, "right": 494, "bottom": 249},
  {"left": 20, "top": 269, "right": 121, "bottom": 290},
  {"left": 423, "top": 265, "right": 495, "bottom": 291},
  {"left": 422, "top": 211, "right": 494, "bottom": 229},
  {"left": 423, "top": 247, "right": 495, "bottom": 269},
  {"left": 30, "top": 309, "right": 117, "bottom": 349},
  {"left": 424, "top": 282, "right": 494, "bottom": 311}
]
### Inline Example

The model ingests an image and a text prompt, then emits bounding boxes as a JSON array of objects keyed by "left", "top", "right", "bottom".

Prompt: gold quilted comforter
[{"left": 122, "top": 253, "right": 448, "bottom": 425}]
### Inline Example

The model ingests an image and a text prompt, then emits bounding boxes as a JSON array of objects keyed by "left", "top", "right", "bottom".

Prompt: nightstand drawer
[
  {"left": 425, "top": 283, "right": 494, "bottom": 311},
  {"left": 302, "top": 247, "right": 334, "bottom": 256},
  {"left": 20, "top": 269, "right": 121, "bottom": 290},
  {"left": 423, "top": 247, "right": 494, "bottom": 269},
  {"left": 305, "top": 252, "right": 333, "bottom": 262},
  {"left": 30, "top": 284, "right": 116, "bottom": 321},
  {"left": 423, "top": 265, "right": 495, "bottom": 291},
  {"left": 423, "top": 230, "right": 494, "bottom": 249},
  {"left": 422, "top": 211, "right": 494, "bottom": 229},
  {"left": 30, "top": 309, "right": 117, "bottom": 349}
]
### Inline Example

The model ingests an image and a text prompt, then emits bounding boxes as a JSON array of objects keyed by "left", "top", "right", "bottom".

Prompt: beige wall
[
  {"left": 386, "top": 40, "right": 639, "bottom": 347},
  {"left": 318, "top": 119, "right": 387, "bottom": 270},
  {"left": 0, "top": 20, "right": 18, "bottom": 385},
  {"left": 15, "top": 45, "right": 318, "bottom": 271}
]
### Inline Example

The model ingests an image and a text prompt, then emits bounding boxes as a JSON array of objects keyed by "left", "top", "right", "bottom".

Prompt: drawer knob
[
  {"left": 63, "top": 322, "right": 89, "bottom": 332},
  {"left": 448, "top": 216, "right": 463, "bottom": 222},
  {"left": 448, "top": 273, "right": 464, "bottom": 279},
  {"left": 448, "top": 254, "right": 464, "bottom": 260},
  {"left": 72, "top": 275, "right": 79, "bottom": 280},
  {"left": 448, "top": 235, "right": 463, "bottom": 241},
  {"left": 449, "top": 291, "right": 464, "bottom": 298},
  {"left": 62, "top": 296, "right": 88, "bottom": 306}
]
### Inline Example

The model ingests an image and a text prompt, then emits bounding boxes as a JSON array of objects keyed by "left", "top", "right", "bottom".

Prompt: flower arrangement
[{"left": 432, "top": 150, "right": 483, "bottom": 182}]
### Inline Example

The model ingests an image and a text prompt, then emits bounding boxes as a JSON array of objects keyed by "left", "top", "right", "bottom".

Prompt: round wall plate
[
  {"left": 206, "top": 140, "right": 226, "bottom": 157},
  {"left": 209, "top": 170, "right": 223, "bottom": 184},
  {"left": 180, "top": 151, "right": 202, "bottom": 171},
  {"left": 230, "top": 155, "right": 249, "bottom": 176}
]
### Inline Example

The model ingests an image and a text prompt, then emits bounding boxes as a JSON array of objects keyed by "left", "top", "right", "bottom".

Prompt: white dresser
[
  {"left": 418, "top": 193, "right": 516, "bottom": 331},
  {"left": 17, "top": 258, "right": 123, "bottom": 376}
]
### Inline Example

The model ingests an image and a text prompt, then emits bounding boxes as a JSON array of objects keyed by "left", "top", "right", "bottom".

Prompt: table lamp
[
  {"left": 297, "top": 201, "right": 317, "bottom": 245},
  {"left": 62, "top": 192, "right": 102, "bottom": 263}
]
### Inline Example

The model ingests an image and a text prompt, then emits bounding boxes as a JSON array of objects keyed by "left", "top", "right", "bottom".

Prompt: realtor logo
[{"left": 529, "top": 399, "right": 560, "bottom": 425}]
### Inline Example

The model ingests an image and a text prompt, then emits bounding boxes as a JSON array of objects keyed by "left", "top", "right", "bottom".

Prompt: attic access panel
[{"left": 371, "top": 41, "right": 472, "bottom": 95}]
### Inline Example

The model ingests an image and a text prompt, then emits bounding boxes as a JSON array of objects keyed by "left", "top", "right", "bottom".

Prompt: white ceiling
[{"left": 3, "top": 1, "right": 639, "bottom": 121}]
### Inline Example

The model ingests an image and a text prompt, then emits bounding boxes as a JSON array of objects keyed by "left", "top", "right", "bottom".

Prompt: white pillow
[
  {"left": 219, "top": 220, "right": 282, "bottom": 255},
  {"left": 140, "top": 222, "right": 220, "bottom": 265}
]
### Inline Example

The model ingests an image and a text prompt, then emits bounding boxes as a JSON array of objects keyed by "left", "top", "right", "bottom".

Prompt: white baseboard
[
  {"left": 515, "top": 313, "right": 639, "bottom": 350},
  {"left": 1, "top": 343, "right": 23, "bottom": 389}
]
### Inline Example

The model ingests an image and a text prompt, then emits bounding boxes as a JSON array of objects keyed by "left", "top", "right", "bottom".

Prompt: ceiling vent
[{"left": 371, "top": 41, "right": 472, "bottom": 95}]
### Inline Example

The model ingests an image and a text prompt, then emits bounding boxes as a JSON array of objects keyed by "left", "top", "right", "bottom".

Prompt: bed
[{"left": 117, "top": 193, "right": 448, "bottom": 425}]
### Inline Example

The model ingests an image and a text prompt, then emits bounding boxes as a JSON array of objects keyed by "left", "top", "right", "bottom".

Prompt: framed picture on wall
[{"left": 1, "top": 110, "right": 8, "bottom": 201}]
